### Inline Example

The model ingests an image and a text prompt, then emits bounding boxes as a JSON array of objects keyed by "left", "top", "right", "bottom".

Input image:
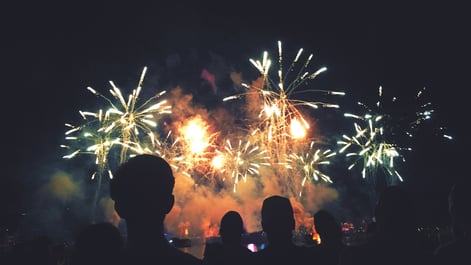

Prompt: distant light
[
  {"left": 259, "top": 243, "right": 266, "bottom": 250},
  {"left": 247, "top": 243, "right": 257, "bottom": 252}
]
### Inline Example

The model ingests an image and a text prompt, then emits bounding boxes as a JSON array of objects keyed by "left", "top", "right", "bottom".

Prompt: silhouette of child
[
  {"left": 203, "top": 210, "right": 253, "bottom": 265},
  {"left": 313, "top": 209, "right": 346, "bottom": 265}
]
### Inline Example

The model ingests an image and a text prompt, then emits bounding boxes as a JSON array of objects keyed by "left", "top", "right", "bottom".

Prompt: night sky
[{"left": 2, "top": 2, "right": 469, "bottom": 238}]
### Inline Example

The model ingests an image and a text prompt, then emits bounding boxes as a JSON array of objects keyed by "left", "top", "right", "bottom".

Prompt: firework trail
[{"left": 61, "top": 109, "right": 120, "bottom": 222}]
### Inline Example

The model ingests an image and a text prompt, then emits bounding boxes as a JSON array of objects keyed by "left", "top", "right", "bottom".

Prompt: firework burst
[
  {"left": 61, "top": 67, "right": 174, "bottom": 221},
  {"left": 85, "top": 66, "right": 172, "bottom": 163},
  {"left": 337, "top": 112, "right": 405, "bottom": 184},
  {"left": 118, "top": 130, "right": 181, "bottom": 166},
  {"left": 224, "top": 41, "right": 344, "bottom": 166},
  {"left": 172, "top": 115, "right": 220, "bottom": 182},
  {"left": 287, "top": 141, "right": 337, "bottom": 196},
  {"left": 61, "top": 109, "right": 122, "bottom": 222},
  {"left": 61, "top": 109, "right": 120, "bottom": 180},
  {"left": 336, "top": 85, "right": 446, "bottom": 184},
  {"left": 211, "top": 138, "right": 271, "bottom": 192}
]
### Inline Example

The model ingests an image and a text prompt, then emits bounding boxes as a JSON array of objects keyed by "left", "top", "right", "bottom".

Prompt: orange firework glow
[
  {"left": 181, "top": 116, "right": 211, "bottom": 154},
  {"left": 173, "top": 115, "right": 219, "bottom": 179},
  {"left": 312, "top": 225, "right": 321, "bottom": 244}
]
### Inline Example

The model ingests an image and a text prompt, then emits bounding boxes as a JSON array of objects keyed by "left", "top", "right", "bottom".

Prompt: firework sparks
[
  {"left": 356, "top": 86, "right": 446, "bottom": 140},
  {"left": 59, "top": 41, "right": 457, "bottom": 241},
  {"left": 85, "top": 66, "right": 171, "bottom": 163},
  {"left": 174, "top": 115, "right": 219, "bottom": 181},
  {"left": 336, "top": 85, "right": 444, "bottom": 184},
  {"left": 61, "top": 109, "right": 122, "bottom": 222},
  {"left": 62, "top": 67, "right": 173, "bottom": 177},
  {"left": 62, "top": 46, "right": 343, "bottom": 207},
  {"left": 287, "top": 141, "right": 337, "bottom": 196},
  {"left": 224, "top": 41, "right": 345, "bottom": 166},
  {"left": 410, "top": 87, "right": 453, "bottom": 140},
  {"left": 337, "top": 113, "right": 405, "bottom": 183},
  {"left": 62, "top": 110, "right": 120, "bottom": 180},
  {"left": 212, "top": 139, "right": 271, "bottom": 192}
]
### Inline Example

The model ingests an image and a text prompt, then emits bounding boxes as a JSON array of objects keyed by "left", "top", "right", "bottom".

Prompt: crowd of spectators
[{"left": 1, "top": 154, "right": 467, "bottom": 265}]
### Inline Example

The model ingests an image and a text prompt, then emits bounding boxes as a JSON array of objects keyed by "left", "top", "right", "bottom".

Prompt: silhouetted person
[
  {"left": 313, "top": 209, "right": 346, "bottom": 265},
  {"left": 72, "top": 222, "right": 123, "bottom": 265},
  {"left": 203, "top": 210, "right": 253, "bottom": 265},
  {"left": 110, "top": 154, "right": 203, "bottom": 265},
  {"left": 251, "top": 195, "right": 312, "bottom": 264},
  {"left": 339, "top": 185, "right": 433, "bottom": 265},
  {"left": 433, "top": 178, "right": 471, "bottom": 265}
]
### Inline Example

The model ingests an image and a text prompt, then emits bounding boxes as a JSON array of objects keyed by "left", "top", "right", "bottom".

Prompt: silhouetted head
[
  {"left": 261, "top": 195, "right": 295, "bottom": 243},
  {"left": 110, "top": 154, "right": 175, "bottom": 221},
  {"left": 314, "top": 210, "right": 342, "bottom": 243},
  {"left": 219, "top": 210, "right": 244, "bottom": 244}
]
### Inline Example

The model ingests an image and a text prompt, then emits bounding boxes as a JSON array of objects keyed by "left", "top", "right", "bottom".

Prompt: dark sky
[{"left": 2, "top": 2, "right": 469, "bottom": 235}]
